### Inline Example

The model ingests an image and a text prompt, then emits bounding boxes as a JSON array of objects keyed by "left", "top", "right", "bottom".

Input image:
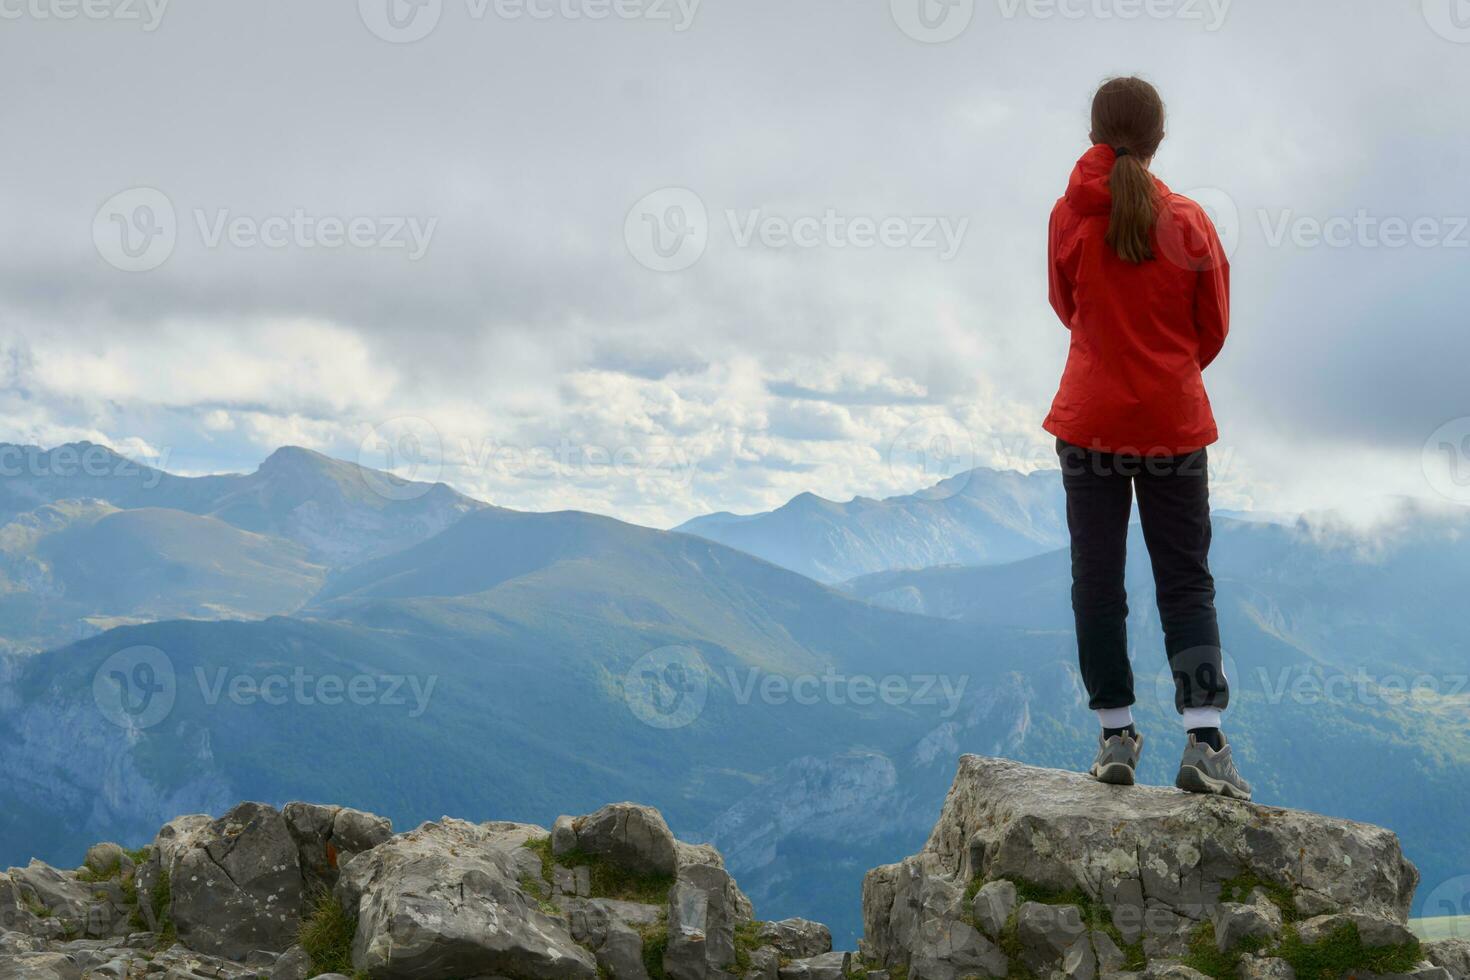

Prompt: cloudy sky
[{"left": 3, "top": 0, "right": 1468, "bottom": 527}]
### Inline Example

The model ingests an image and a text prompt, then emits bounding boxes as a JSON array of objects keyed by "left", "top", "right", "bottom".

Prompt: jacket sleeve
[
  {"left": 1047, "top": 204, "right": 1076, "bottom": 329},
  {"left": 1194, "top": 218, "right": 1230, "bottom": 370}
]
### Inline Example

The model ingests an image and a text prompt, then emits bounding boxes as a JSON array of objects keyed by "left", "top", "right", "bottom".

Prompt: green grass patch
[
  {"left": 1182, "top": 920, "right": 1268, "bottom": 980},
  {"left": 524, "top": 835, "right": 556, "bottom": 887},
  {"left": 731, "top": 919, "right": 765, "bottom": 972},
  {"left": 550, "top": 847, "right": 673, "bottom": 906},
  {"left": 1275, "top": 923, "right": 1420, "bottom": 980},
  {"left": 77, "top": 859, "right": 124, "bottom": 883},
  {"left": 964, "top": 876, "right": 1145, "bottom": 977},
  {"left": 1218, "top": 871, "right": 1297, "bottom": 922},
  {"left": 639, "top": 922, "right": 669, "bottom": 980},
  {"left": 298, "top": 889, "right": 364, "bottom": 980},
  {"left": 147, "top": 867, "right": 177, "bottom": 949}
]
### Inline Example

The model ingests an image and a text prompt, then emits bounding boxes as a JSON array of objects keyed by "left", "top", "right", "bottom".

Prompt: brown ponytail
[{"left": 1090, "top": 77, "right": 1166, "bottom": 264}]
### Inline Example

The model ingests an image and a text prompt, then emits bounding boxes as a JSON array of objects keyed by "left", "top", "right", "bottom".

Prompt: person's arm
[
  {"left": 1048, "top": 204, "right": 1076, "bottom": 329},
  {"left": 1195, "top": 217, "right": 1230, "bottom": 369}
]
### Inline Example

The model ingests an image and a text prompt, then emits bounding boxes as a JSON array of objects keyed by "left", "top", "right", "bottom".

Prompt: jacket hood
[{"left": 1064, "top": 144, "right": 1172, "bottom": 215}]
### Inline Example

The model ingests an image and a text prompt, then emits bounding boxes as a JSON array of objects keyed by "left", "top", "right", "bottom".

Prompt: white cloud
[{"left": 0, "top": 0, "right": 1464, "bottom": 528}]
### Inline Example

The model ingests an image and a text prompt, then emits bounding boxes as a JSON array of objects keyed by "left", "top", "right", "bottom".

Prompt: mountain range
[
  {"left": 675, "top": 467, "right": 1068, "bottom": 582},
  {"left": 0, "top": 443, "right": 1467, "bottom": 943},
  {"left": 0, "top": 443, "right": 480, "bottom": 653}
]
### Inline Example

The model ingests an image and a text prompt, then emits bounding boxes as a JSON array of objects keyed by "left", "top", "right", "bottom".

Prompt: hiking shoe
[
  {"left": 1175, "top": 734, "right": 1253, "bottom": 800},
  {"left": 1089, "top": 730, "right": 1144, "bottom": 786}
]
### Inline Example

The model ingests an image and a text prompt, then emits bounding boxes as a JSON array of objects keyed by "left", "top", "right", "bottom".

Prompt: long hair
[{"left": 1090, "top": 77, "right": 1166, "bottom": 264}]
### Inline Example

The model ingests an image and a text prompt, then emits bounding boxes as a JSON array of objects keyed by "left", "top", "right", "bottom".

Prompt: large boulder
[
  {"left": 863, "top": 755, "right": 1422, "bottom": 977},
  {"left": 1, "top": 862, "right": 131, "bottom": 940},
  {"left": 757, "top": 918, "right": 832, "bottom": 959},
  {"left": 282, "top": 802, "right": 393, "bottom": 893},
  {"left": 664, "top": 841, "right": 756, "bottom": 979},
  {"left": 155, "top": 802, "right": 306, "bottom": 959},
  {"left": 1426, "top": 939, "right": 1470, "bottom": 980},
  {"left": 335, "top": 817, "right": 599, "bottom": 980},
  {"left": 553, "top": 803, "right": 679, "bottom": 878}
]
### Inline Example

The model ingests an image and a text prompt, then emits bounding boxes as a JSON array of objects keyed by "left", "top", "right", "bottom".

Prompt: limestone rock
[
  {"left": 1213, "top": 899, "right": 1283, "bottom": 952},
  {"left": 1237, "top": 955, "right": 1296, "bottom": 980},
  {"left": 1295, "top": 913, "right": 1416, "bottom": 949},
  {"left": 1425, "top": 939, "right": 1470, "bottom": 980},
  {"left": 972, "top": 879, "right": 1017, "bottom": 939},
  {"left": 757, "top": 918, "right": 832, "bottom": 959},
  {"left": 270, "top": 944, "right": 310, "bottom": 980},
  {"left": 282, "top": 802, "right": 393, "bottom": 893},
  {"left": 862, "top": 755, "right": 1421, "bottom": 976},
  {"left": 776, "top": 951, "right": 850, "bottom": 979},
  {"left": 335, "top": 816, "right": 598, "bottom": 980},
  {"left": 0, "top": 952, "right": 80, "bottom": 980},
  {"left": 163, "top": 802, "right": 305, "bottom": 959},
  {"left": 956, "top": 758, "right": 1411, "bottom": 917},
  {"left": 561, "top": 803, "right": 679, "bottom": 878}
]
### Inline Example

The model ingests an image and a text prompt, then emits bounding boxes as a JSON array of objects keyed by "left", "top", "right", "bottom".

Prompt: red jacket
[{"left": 1043, "top": 144, "right": 1230, "bottom": 456}]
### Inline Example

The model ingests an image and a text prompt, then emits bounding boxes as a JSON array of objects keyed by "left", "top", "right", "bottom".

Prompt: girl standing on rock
[{"left": 1043, "top": 76, "right": 1251, "bottom": 800}]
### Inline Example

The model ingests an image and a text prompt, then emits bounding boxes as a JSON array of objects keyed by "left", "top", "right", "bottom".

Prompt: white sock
[
  {"left": 1181, "top": 706, "right": 1223, "bottom": 731},
  {"left": 1097, "top": 706, "right": 1135, "bottom": 730}
]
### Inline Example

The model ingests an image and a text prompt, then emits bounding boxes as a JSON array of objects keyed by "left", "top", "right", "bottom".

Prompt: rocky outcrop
[
  {"left": 1, "top": 756, "right": 1458, "bottom": 980},
  {"left": 862, "top": 755, "right": 1437, "bottom": 980},
  {"left": 0, "top": 797, "right": 836, "bottom": 980}
]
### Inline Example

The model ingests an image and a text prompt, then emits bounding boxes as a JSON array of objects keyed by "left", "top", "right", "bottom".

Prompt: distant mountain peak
[
  {"left": 676, "top": 466, "right": 1068, "bottom": 582},
  {"left": 258, "top": 445, "right": 339, "bottom": 474}
]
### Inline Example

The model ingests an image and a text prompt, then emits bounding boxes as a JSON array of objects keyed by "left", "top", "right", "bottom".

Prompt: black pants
[{"left": 1056, "top": 439, "right": 1229, "bottom": 715}]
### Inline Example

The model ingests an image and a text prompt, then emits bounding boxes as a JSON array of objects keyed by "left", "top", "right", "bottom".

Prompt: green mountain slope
[{"left": 0, "top": 502, "right": 326, "bottom": 653}]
